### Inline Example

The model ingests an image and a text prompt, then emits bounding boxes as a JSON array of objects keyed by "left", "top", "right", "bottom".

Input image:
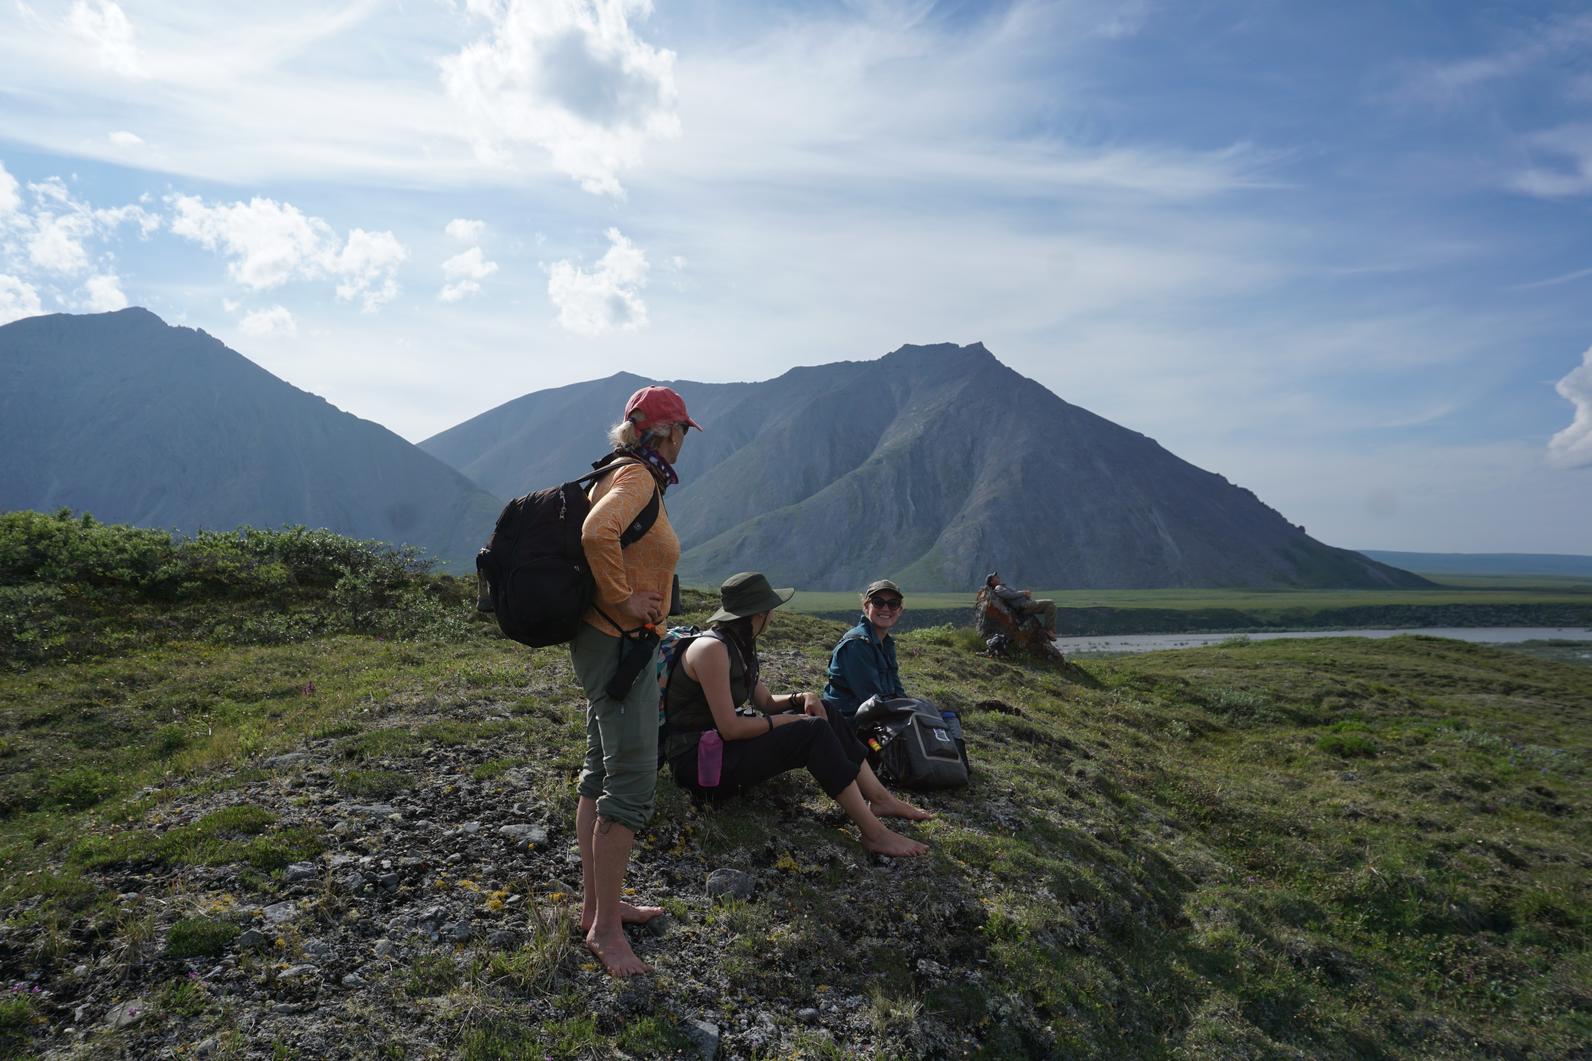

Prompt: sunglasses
[
  {"left": 678, "top": 423, "right": 691, "bottom": 437},
  {"left": 868, "top": 596, "right": 904, "bottom": 610}
]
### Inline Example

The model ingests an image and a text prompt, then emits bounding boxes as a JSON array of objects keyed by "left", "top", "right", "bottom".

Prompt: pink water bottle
[{"left": 697, "top": 730, "right": 724, "bottom": 788}]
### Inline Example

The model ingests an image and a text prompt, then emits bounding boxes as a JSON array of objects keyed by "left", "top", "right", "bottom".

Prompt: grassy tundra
[{"left": 1, "top": 512, "right": 1587, "bottom": 1057}]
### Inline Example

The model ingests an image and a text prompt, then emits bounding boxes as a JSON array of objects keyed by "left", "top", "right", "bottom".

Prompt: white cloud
[
  {"left": 81, "top": 272, "right": 127, "bottom": 311},
  {"left": 67, "top": 0, "right": 145, "bottom": 78},
  {"left": 108, "top": 130, "right": 143, "bottom": 147},
  {"left": 330, "top": 228, "right": 406, "bottom": 310},
  {"left": 167, "top": 194, "right": 405, "bottom": 308},
  {"left": 26, "top": 211, "right": 93, "bottom": 273},
  {"left": 439, "top": 245, "right": 498, "bottom": 301},
  {"left": 440, "top": 0, "right": 680, "bottom": 196},
  {"left": 1400, "top": 13, "right": 1592, "bottom": 103},
  {"left": 1548, "top": 346, "right": 1592, "bottom": 469},
  {"left": 168, "top": 194, "right": 334, "bottom": 289},
  {"left": 446, "top": 218, "right": 485, "bottom": 240},
  {"left": 239, "top": 305, "right": 297, "bottom": 337},
  {"left": 1513, "top": 125, "right": 1592, "bottom": 199},
  {"left": 0, "top": 163, "right": 19, "bottom": 216},
  {"left": 0, "top": 274, "right": 44, "bottom": 324},
  {"left": 547, "top": 226, "right": 648, "bottom": 334}
]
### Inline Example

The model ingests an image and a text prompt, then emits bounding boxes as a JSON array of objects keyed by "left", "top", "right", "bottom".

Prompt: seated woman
[
  {"left": 665, "top": 572, "right": 931, "bottom": 858},
  {"left": 821, "top": 579, "right": 907, "bottom": 723}
]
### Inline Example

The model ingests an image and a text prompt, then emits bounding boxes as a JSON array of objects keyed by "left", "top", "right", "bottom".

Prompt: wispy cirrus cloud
[
  {"left": 1513, "top": 125, "right": 1592, "bottom": 200},
  {"left": 1397, "top": 12, "right": 1592, "bottom": 103}
]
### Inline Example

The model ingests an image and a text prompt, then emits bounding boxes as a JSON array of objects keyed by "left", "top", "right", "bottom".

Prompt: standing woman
[
  {"left": 667, "top": 572, "right": 932, "bottom": 858},
  {"left": 571, "top": 385, "right": 700, "bottom": 977}
]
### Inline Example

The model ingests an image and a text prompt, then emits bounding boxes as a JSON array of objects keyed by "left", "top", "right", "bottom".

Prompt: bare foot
[
  {"left": 861, "top": 828, "right": 929, "bottom": 858},
  {"left": 585, "top": 928, "right": 652, "bottom": 977},
  {"left": 870, "top": 795, "right": 934, "bottom": 821},
  {"left": 579, "top": 901, "right": 664, "bottom": 933}
]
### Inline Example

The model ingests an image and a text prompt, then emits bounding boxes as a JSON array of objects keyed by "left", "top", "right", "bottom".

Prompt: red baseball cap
[{"left": 625, "top": 385, "right": 703, "bottom": 431}]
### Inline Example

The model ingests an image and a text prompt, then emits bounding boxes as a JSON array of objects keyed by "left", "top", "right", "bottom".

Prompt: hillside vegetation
[
  {"left": 0, "top": 519, "right": 1587, "bottom": 1058},
  {"left": 788, "top": 579, "right": 1592, "bottom": 637}
]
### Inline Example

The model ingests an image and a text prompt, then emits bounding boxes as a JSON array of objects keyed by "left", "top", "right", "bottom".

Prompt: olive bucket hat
[{"left": 708, "top": 571, "right": 795, "bottom": 624}]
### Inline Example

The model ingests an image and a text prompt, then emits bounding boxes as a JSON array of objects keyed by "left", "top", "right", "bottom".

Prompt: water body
[{"left": 1056, "top": 627, "right": 1592, "bottom": 657}]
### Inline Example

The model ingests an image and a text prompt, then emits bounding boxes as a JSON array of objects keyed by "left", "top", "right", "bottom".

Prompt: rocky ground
[{"left": 2, "top": 652, "right": 1008, "bottom": 1059}]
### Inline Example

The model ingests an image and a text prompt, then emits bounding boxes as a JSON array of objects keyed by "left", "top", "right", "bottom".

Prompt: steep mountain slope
[
  {"left": 0, "top": 309, "right": 502, "bottom": 569},
  {"left": 423, "top": 342, "right": 1427, "bottom": 591}
]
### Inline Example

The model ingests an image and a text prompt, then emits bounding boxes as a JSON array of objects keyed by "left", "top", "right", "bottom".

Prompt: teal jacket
[{"left": 822, "top": 616, "right": 905, "bottom": 718}]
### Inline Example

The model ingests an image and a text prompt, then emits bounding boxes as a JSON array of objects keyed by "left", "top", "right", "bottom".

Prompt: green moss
[{"left": 164, "top": 916, "right": 239, "bottom": 960}]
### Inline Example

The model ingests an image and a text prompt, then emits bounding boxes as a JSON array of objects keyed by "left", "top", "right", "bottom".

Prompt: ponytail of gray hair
[{"left": 607, "top": 415, "right": 676, "bottom": 450}]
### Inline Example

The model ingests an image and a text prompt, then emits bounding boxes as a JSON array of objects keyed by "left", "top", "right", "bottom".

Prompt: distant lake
[{"left": 1056, "top": 627, "right": 1592, "bottom": 656}]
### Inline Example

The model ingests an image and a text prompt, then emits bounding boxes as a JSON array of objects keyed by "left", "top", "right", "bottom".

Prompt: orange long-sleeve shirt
[{"left": 580, "top": 460, "right": 680, "bottom": 636}]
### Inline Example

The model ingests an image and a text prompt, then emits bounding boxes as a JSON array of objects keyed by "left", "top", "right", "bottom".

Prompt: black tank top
[{"left": 665, "top": 631, "right": 753, "bottom": 760}]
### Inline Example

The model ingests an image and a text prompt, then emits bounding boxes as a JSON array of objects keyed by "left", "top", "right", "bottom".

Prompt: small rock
[
  {"left": 331, "top": 822, "right": 355, "bottom": 839},
  {"left": 262, "top": 901, "right": 299, "bottom": 925},
  {"left": 194, "top": 1037, "right": 219, "bottom": 1058},
  {"left": 73, "top": 964, "right": 88, "bottom": 977},
  {"left": 1341, "top": 771, "right": 1360, "bottom": 782},
  {"left": 284, "top": 862, "right": 319, "bottom": 884},
  {"left": 236, "top": 929, "right": 269, "bottom": 952},
  {"left": 263, "top": 753, "right": 310, "bottom": 769},
  {"left": 644, "top": 914, "right": 673, "bottom": 938},
  {"left": 338, "top": 871, "right": 367, "bottom": 893},
  {"left": 461, "top": 821, "right": 481, "bottom": 834},
  {"left": 279, "top": 963, "right": 319, "bottom": 980},
  {"left": 446, "top": 921, "right": 474, "bottom": 943},
  {"left": 73, "top": 1003, "right": 93, "bottom": 1024},
  {"left": 348, "top": 803, "right": 400, "bottom": 819},
  {"left": 341, "top": 973, "right": 366, "bottom": 988},
  {"left": 683, "top": 1019, "right": 720, "bottom": 1061},
  {"left": 796, "top": 1007, "right": 820, "bottom": 1025},
  {"left": 705, "top": 869, "right": 756, "bottom": 901},
  {"left": 377, "top": 873, "right": 399, "bottom": 893},
  {"left": 373, "top": 939, "right": 397, "bottom": 959},
  {"left": 105, "top": 999, "right": 147, "bottom": 1030},
  {"left": 498, "top": 824, "right": 548, "bottom": 845}
]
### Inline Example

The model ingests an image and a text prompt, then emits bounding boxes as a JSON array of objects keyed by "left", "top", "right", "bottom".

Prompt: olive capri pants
[{"left": 570, "top": 622, "right": 661, "bottom": 831}]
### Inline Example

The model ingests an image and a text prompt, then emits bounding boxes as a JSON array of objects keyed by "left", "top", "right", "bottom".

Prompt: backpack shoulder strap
[{"left": 576, "top": 457, "right": 661, "bottom": 548}]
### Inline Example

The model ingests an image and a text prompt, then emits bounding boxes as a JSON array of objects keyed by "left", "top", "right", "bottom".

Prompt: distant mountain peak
[{"left": 419, "top": 341, "right": 1428, "bottom": 591}]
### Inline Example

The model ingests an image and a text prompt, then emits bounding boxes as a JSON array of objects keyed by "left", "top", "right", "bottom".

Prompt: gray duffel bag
[{"left": 853, "top": 696, "right": 968, "bottom": 790}]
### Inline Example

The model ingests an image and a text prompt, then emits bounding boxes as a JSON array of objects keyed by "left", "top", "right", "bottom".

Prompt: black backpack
[
  {"left": 854, "top": 696, "right": 969, "bottom": 790},
  {"left": 475, "top": 457, "right": 660, "bottom": 647}
]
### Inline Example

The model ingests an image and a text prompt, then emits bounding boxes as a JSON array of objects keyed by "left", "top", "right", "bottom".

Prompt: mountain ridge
[
  {"left": 423, "top": 341, "right": 1426, "bottom": 592},
  {"left": 0, "top": 308, "right": 502, "bottom": 570}
]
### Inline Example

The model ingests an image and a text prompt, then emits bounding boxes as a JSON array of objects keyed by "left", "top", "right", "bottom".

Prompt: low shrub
[{"left": 48, "top": 765, "right": 117, "bottom": 810}]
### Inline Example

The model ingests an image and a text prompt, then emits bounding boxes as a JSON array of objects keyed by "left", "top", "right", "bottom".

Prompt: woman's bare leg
[
  {"left": 577, "top": 796, "right": 663, "bottom": 933},
  {"left": 584, "top": 816, "right": 651, "bottom": 976},
  {"left": 854, "top": 762, "right": 934, "bottom": 820},
  {"left": 834, "top": 781, "right": 928, "bottom": 857}
]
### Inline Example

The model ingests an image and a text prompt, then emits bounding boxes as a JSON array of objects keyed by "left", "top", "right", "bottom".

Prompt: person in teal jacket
[{"left": 822, "top": 579, "right": 908, "bottom": 721}]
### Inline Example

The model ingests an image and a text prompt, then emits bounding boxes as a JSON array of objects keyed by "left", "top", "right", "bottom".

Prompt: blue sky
[{"left": 1, "top": 0, "right": 1589, "bottom": 553}]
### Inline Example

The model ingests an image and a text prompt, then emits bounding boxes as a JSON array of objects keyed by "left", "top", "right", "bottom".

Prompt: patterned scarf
[{"left": 621, "top": 444, "right": 680, "bottom": 488}]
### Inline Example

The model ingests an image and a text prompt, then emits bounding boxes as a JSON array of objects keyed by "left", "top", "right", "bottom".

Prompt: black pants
[{"left": 671, "top": 710, "right": 866, "bottom": 801}]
